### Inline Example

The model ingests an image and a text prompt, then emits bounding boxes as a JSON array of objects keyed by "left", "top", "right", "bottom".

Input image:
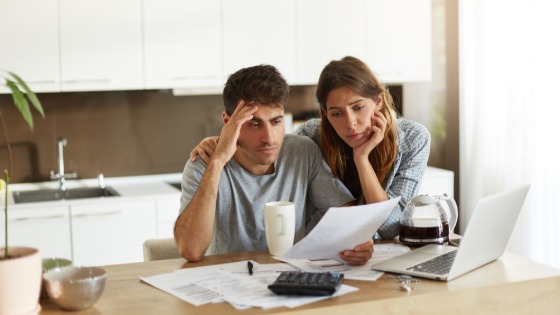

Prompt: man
[{"left": 174, "top": 65, "right": 373, "bottom": 264}]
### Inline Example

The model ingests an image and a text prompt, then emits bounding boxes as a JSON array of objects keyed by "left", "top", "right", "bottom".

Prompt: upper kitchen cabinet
[
  {"left": 2, "top": 0, "right": 432, "bottom": 94},
  {"left": 222, "top": 0, "right": 297, "bottom": 84},
  {"left": 143, "top": 0, "right": 222, "bottom": 90},
  {"left": 0, "top": 0, "right": 61, "bottom": 93},
  {"left": 295, "top": 0, "right": 368, "bottom": 85},
  {"left": 365, "top": 0, "right": 432, "bottom": 83},
  {"left": 58, "top": 0, "right": 143, "bottom": 92},
  {"left": 295, "top": 0, "right": 431, "bottom": 85}
]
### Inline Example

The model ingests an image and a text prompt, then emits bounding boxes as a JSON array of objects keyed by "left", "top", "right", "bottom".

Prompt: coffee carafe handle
[
  {"left": 434, "top": 194, "right": 459, "bottom": 232},
  {"left": 443, "top": 195, "right": 459, "bottom": 232}
]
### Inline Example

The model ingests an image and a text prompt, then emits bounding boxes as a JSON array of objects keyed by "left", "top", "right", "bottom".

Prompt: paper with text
[
  {"left": 276, "top": 244, "right": 410, "bottom": 281},
  {"left": 279, "top": 198, "right": 400, "bottom": 262},
  {"left": 140, "top": 260, "right": 358, "bottom": 309}
]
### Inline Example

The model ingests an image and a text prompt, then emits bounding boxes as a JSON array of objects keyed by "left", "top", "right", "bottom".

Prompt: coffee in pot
[{"left": 399, "top": 194, "right": 458, "bottom": 246}]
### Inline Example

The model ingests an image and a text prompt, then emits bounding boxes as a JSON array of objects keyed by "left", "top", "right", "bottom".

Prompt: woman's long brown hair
[{"left": 317, "top": 56, "right": 398, "bottom": 198}]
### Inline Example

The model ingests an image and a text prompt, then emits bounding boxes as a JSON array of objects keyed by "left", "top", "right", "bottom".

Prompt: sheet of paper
[
  {"left": 275, "top": 243, "right": 411, "bottom": 281},
  {"left": 370, "top": 244, "right": 411, "bottom": 263},
  {"left": 216, "top": 269, "right": 357, "bottom": 309},
  {"left": 273, "top": 257, "right": 351, "bottom": 273},
  {"left": 279, "top": 197, "right": 400, "bottom": 262},
  {"left": 140, "top": 269, "right": 226, "bottom": 306},
  {"left": 141, "top": 260, "right": 263, "bottom": 307},
  {"left": 345, "top": 244, "right": 411, "bottom": 281}
]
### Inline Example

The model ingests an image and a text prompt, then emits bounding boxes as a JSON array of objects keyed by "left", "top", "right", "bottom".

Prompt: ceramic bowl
[{"left": 43, "top": 266, "right": 107, "bottom": 311}]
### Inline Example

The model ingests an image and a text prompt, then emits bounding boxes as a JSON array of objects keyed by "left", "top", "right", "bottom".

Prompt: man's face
[{"left": 229, "top": 104, "right": 285, "bottom": 175}]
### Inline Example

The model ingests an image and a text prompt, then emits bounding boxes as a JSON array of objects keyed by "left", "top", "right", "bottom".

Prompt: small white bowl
[{"left": 43, "top": 266, "right": 107, "bottom": 311}]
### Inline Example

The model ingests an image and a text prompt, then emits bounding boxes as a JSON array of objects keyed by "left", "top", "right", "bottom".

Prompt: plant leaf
[
  {"left": 7, "top": 71, "right": 45, "bottom": 118},
  {"left": 6, "top": 79, "right": 34, "bottom": 130}
]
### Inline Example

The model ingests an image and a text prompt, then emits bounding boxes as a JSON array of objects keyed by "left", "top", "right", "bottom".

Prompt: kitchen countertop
[
  {"left": 4, "top": 166, "right": 453, "bottom": 209},
  {"left": 4, "top": 173, "right": 183, "bottom": 209}
]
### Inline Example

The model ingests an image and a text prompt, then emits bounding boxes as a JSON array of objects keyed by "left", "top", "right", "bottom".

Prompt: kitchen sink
[{"left": 12, "top": 186, "right": 120, "bottom": 204}]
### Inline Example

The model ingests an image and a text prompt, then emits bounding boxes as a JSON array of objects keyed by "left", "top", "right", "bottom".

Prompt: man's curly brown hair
[{"left": 223, "top": 65, "right": 289, "bottom": 115}]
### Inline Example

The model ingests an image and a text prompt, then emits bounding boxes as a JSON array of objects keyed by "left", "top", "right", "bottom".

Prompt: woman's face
[{"left": 325, "top": 86, "right": 382, "bottom": 148}]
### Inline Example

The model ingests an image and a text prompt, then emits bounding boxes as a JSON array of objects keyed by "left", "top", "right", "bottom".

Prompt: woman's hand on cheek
[
  {"left": 371, "top": 109, "right": 387, "bottom": 143},
  {"left": 353, "top": 110, "right": 387, "bottom": 159}
]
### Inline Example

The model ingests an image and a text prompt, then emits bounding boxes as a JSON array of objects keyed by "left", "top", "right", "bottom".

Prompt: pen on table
[{"left": 247, "top": 261, "right": 253, "bottom": 276}]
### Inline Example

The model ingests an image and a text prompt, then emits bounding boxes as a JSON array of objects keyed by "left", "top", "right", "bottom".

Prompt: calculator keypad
[{"left": 268, "top": 272, "right": 344, "bottom": 296}]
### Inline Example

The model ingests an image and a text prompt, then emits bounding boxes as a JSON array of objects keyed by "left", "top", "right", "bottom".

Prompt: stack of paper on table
[{"left": 140, "top": 261, "right": 358, "bottom": 310}]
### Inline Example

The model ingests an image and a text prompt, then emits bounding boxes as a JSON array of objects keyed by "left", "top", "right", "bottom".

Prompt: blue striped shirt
[{"left": 295, "top": 118, "right": 431, "bottom": 239}]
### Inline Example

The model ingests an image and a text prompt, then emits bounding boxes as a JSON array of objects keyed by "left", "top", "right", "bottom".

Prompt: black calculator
[{"left": 268, "top": 271, "right": 344, "bottom": 296}]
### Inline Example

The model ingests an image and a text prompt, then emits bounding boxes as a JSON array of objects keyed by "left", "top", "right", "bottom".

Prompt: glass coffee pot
[{"left": 399, "top": 194, "right": 458, "bottom": 246}]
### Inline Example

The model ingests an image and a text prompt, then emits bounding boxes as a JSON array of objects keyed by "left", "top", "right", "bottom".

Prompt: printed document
[
  {"left": 140, "top": 260, "right": 358, "bottom": 310},
  {"left": 279, "top": 197, "right": 400, "bottom": 262},
  {"left": 276, "top": 244, "right": 411, "bottom": 281}
]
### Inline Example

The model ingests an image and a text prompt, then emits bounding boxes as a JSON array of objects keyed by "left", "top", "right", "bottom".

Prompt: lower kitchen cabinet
[
  {"left": 155, "top": 195, "right": 181, "bottom": 239},
  {"left": 70, "top": 200, "right": 157, "bottom": 266},
  {"left": 1, "top": 205, "right": 72, "bottom": 259}
]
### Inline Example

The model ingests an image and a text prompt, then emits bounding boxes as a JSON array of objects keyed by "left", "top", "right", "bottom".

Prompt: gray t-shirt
[{"left": 179, "top": 134, "right": 354, "bottom": 255}]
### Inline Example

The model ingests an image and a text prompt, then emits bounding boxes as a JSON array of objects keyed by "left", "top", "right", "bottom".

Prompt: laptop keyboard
[{"left": 406, "top": 250, "right": 458, "bottom": 275}]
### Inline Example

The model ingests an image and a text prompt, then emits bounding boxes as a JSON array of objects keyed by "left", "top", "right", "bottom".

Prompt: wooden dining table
[{"left": 38, "top": 249, "right": 560, "bottom": 315}]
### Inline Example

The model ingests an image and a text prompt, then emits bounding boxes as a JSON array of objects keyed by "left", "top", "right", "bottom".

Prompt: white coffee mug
[{"left": 264, "top": 201, "right": 296, "bottom": 256}]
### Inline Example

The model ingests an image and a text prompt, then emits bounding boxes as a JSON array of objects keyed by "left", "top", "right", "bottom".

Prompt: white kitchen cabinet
[
  {"left": 155, "top": 195, "right": 181, "bottom": 238},
  {"left": 0, "top": 205, "right": 72, "bottom": 259},
  {"left": 295, "top": 0, "right": 368, "bottom": 85},
  {"left": 0, "top": 0, "right": 61, "bottom": 93},
  {"left": 295, "top": 0, "right": 431, "bottom": 85},
  {"left": 2, "top": 0, "right": 432, "bottom": 94},
  {"left": 222, "top": 0, "right": 297, "bottom": 84},
  {"left": 143, "top": 0, "right": 222, "bottom": 89},
  {"left": 70, "top": 200, "right": 156, "bottom": 266},
  {"left": 365, "top": 0, "right": 432, "bottom": 83},
  {"left": 58, "top": 0, "right": 143, "bottom": 91}
]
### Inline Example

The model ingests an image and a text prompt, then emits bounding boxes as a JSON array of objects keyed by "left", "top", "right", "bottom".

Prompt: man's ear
[{"left": 222, "top": 111, "right": 230, "bottom": 124}]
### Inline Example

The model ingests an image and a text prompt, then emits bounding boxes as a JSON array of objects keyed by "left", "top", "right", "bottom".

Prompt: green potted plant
[{"left": 0, "top": 70, "right": 45, "bottom": 315}]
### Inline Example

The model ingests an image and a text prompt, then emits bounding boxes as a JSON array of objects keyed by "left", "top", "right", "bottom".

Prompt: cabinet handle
[
  {"left": 25, "top": 80, "right": 58, "bottom": 85},
  {"left": 63, "top": 78, "right": 111, "bottom": 84},
  {"left": 12, "top": 214, "right": 65, "bottom": 222},
  {"left": 170, "top": 76, "right": 216, "bottom": 81},
  {"left": 73, "top": 210, "right": 122, "bottom": 218}
]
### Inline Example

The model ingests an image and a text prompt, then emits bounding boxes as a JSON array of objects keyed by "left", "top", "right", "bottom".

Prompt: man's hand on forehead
[
  {"left": 212, "top": 101, "right": 258, "bottom": 164},
  {"left": 240, "top": 100, "right": 258, "bottom": 109}
]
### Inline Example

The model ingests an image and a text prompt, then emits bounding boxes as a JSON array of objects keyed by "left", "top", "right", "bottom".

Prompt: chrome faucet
[{"left": 50, "top": 137, "right": 78, "bottom": 190}]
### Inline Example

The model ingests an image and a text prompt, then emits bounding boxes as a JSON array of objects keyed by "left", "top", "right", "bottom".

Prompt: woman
[
  {"left": 297, "top": 56, "right": 430, "bottom": 239},
  {"left": 191, "top": 56, "right": 430, "bottom": 239}
]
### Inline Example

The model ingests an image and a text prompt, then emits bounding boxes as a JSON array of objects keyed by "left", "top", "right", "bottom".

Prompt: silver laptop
[{"left": 371, "top": 184, "right": 530, "bottom": 281}]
